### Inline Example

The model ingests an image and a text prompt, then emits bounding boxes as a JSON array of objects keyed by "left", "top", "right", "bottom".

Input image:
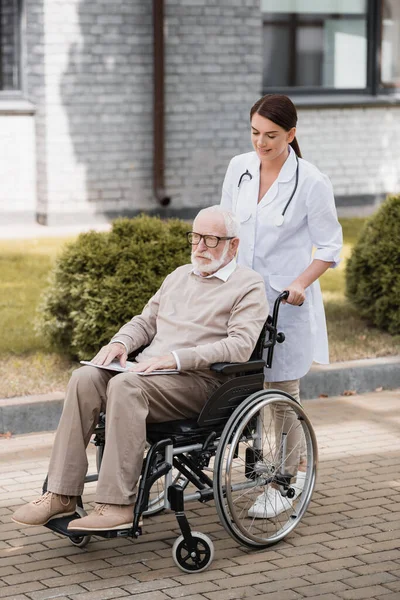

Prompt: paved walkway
[{"left": 1, "top": 389, "right": 400, "bottom": 600}]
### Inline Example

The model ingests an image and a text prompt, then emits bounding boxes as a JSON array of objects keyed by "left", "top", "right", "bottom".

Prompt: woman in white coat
[{"left": 220, "top": 94, "right": 342, "bottom": 518}]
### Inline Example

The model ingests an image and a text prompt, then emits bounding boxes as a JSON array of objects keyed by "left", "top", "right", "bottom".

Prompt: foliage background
[
  {"left": 346, "top": 195, "right": 400, "bottom": 335},
  {"left": 38, "top": 216, "right": 191, "bottom": 359}
]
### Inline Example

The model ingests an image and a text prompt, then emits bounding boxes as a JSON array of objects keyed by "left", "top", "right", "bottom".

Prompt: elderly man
[{"left": 12, "top": 206, "right": 268, "bottom": 532}]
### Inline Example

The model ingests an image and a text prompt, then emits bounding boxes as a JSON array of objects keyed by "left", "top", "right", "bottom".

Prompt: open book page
[{"left": 80, "top": 360, "right": 179, "bottom": 376}]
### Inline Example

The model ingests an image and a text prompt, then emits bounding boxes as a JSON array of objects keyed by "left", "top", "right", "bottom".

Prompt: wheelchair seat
[{"left": 146, "top": 369, "right": 264, "bottom": 445}]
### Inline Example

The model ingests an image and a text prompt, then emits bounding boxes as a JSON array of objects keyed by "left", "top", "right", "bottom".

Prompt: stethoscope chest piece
[{"left": 274, "top": 214, "right": 285, "bottom": 227}]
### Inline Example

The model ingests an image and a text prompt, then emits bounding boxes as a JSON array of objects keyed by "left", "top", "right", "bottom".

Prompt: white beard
[{"left": 191, "top": 243, "right": 230, "bottom": 274}]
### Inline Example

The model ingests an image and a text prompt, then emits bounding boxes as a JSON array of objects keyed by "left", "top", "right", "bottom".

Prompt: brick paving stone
[
  {"left": 301, "top": 569, "right": 356, "bottom": 585},
  {"left": 211, "top": 572, "right": 270, "bottom": 589},
  {"left": 221, "top": 560, "right": 279, "bottom": 577},
  {"left": 0, "top": 566, "right": 19, "bottom": 577},
  {"left": 336, "top": 585, "right": 393, "bottom": 599},
  {"left": 253, "top": 578, "right": 309, "bottom": 595},
  {"left": 169, "top": 596, "right": 208, "bottom": 600},
  {"left": 204, "top": 587, "right": 263, "bottom": 600},
  {"left": 1, "top": 569, "right": 59, "bottom": 586},
  {"left": 342, "top": 571, "right": 398, "bottom": 588},
  {"left": 115, "top": 579, "right": 178, "bottom": 595},
  {"left": 165, "top": 581, "right": 220, "bottom": 597},
  {"left": 347, "top": 560, "right": 400, "bottom": 576},
  {"left": 68, "top": 589, "right": 130, "bottom": 600},
  {"left": 312, "top": 558, "right": 366, "bottom": 573},
  {"left": 293, "top": 581, "right": 351, "bottom": 597},
  {"left": 358, "top": 549, "right": 400, "bottom": 563},
  {"left": 317, "top": 547, "right": 372, "bottom": 560},
  {"left": 15, "top": 557, "right": 71, "bottom": 573},
  {"left": 38, "top": 572, "right": 100, "bottom": 588},
  {"left": 81, "top": 575, "right": 139, "bottom": 591},
  {"left": 0, "top": 582, "right": 45, "bottom": 598},
  {"left": 28, "top": 584, "right": 87, "bottom": 600},
  {"left": 93, "top": 563, "right": 150, "bottom": 579},
  {"left": 251, "top": 591, "right": 303, "bottom": 600},
  {"left": 320, "top": 536, "right": 374, "bottom": 550},
  {"left": 271, "top": 553, "right": 326, "bottom": 569}
]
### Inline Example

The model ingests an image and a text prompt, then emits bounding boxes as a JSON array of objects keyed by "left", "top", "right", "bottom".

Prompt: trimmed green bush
[
  {"left": 38, "top": 215, "right": 191, "bottom": 359},
  {"left": 346, "top": 195, "right": 400, "bottom": 335}
]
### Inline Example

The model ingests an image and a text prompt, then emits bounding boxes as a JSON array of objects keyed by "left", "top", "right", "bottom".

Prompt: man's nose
[{"left": 197, "top": 237, "right": 208, "bottom": 251}]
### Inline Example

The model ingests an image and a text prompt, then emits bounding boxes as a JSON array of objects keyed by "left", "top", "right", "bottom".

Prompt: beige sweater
[{"left": 111, "top": 264, "right": 269, "bottom": 371}]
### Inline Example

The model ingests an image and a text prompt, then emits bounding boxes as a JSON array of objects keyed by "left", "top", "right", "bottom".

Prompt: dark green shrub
[
  {"left": 346, "top": 195, "right": 400, "bottom": 334},
  {"left": 38, "top": 215, "right": 191, "bottom": 359}
]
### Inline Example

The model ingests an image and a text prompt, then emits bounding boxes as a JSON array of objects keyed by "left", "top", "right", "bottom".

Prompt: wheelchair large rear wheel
[{"left": 213, "top": 390, "right": 317, "bottom": 548}]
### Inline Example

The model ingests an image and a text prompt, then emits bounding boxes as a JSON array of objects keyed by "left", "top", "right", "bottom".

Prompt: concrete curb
[{"left": 1, "top": 356, "right": 399, "bottom": 435}]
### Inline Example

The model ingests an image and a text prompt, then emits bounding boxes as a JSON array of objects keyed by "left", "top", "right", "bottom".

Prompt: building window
[
  {"left": 0, "top": 0, "right": 22, "bottom": 92},
  {"left": 381, "top": 0, "right": 400, "bottom": 88},
  {"left": 262, "top": 0, "right": 400, "bottom": 95}
]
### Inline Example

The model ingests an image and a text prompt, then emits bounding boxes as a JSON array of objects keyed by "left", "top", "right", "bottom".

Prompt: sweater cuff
[
  {"left": 110, "top": 339, "right": 129, "bottom": 354},
  {"left": 110, "top": 335, "right": 133, "bottom": 354},
  {"left": 173, "top": 348, "right": 200, "bottom": 371},
  {"left": 171, "top": 351, "right": 181, "bottom": 371}
]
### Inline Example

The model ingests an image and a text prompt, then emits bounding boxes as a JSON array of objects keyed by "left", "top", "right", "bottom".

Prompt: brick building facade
[{"left": 0, "top": 0, "right": 399, "bottom": 225}]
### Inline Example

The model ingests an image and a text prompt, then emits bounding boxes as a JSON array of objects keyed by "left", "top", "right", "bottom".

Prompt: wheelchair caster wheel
[
  {"left": 172, "top": 531, "right": 214, "bottom": 573},
  {"left": 68, "top": 506, "right": 91, "bottom": 547},
  {"left": 69, "top": 534, "right": 91, "bottom": 548}
]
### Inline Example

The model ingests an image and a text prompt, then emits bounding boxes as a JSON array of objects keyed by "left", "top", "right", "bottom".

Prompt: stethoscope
[{"left": 237, "top": 154, "right": 299, "bottom": 227}]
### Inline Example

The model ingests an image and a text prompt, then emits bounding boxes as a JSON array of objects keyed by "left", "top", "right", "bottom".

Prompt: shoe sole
[
  {"left": 11, "top": 510, "right": 76, "bottom": 527},
  {"left": 67, "top": 520, "right": 143, "bottom": 532}
]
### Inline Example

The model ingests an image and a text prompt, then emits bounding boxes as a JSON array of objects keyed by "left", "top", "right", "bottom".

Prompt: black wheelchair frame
[{"left": 43, "top": 291, "right": 318, "bottom": 573}]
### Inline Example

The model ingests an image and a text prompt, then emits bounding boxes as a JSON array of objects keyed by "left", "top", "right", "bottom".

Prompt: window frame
[
  {"left": 262, "top": 0, "right": 399, "bottom": 99},
  {"left": 0, "top": 0, "right": 26, "bottom": 99}
]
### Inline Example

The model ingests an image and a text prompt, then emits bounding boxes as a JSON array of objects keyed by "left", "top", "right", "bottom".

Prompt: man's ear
[{"left": 231, "top": 237, "right": 240, "bottom": 256}]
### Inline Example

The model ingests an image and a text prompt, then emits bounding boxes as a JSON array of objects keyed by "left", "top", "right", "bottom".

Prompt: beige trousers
[
  {"left": 47, "top": 366, "right": 221, "bottom": 505},
  {"left": 264, "top": 379, "right": 305, "bottom": 476}
]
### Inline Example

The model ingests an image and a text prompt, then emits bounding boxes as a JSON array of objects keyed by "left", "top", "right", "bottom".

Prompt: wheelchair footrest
[{"left": 44, "top": 513, "right": 141, "bottom": 539}]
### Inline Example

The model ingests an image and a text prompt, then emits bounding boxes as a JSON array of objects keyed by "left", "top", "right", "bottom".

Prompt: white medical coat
[{"left": 221, "top": 146, "right": 343, "bottom": 381}]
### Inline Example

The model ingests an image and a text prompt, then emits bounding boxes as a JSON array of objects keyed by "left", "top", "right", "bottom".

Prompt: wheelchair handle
[{"left": 263, "top": 290, "right": 289, "bottom": 369}]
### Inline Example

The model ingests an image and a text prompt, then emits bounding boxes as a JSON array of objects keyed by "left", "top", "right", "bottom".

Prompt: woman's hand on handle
[{"left": 283, "top": 283, "right": 306, "bottom": 306}]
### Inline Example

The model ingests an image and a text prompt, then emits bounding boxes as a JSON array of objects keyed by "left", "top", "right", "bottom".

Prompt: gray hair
[{"left": 196, "top": 205, "right": 240, "bottom": 238}]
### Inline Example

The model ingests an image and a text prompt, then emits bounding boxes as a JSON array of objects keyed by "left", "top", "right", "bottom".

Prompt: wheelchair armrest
[{"left": 211, "top": 359, "right": 265, "bottom": 375}]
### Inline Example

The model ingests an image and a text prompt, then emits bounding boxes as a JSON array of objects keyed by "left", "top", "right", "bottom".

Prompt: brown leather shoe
[
  {"left": 12, "top": 492, "right": 76, "bottom": 526},
  {"left": 67, "top": 503, "right": 134, "bottom": 532}
]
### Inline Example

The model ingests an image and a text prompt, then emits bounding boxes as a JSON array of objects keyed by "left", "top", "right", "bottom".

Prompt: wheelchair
[{"left": 43, "top": 291, "right": 318, "bottom": 573}]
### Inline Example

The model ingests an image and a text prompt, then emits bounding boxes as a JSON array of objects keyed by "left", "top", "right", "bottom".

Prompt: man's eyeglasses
[{"left": 186, "top": 232, "right": 235, "bottom": 249}]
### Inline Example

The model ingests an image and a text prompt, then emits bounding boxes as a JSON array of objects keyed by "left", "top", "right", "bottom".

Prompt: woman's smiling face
[{"left": 251, "top": 112, "right": 295, "bottom": 164}]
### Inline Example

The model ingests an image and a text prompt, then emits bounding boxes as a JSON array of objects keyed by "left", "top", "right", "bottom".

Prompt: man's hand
[
  {"left": 284, "top": 283, "right": 306, "bottom": 306},
  {"left": 91, "top": 342, "right": 128, "bottom": 368},
  {"left": 129, "top": 353, "right": 177, "bottom": 374}
]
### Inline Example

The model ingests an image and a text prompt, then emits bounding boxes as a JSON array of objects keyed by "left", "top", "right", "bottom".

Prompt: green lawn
[{"left": 0, "top": 219, "right": 399, "bottom": 398}]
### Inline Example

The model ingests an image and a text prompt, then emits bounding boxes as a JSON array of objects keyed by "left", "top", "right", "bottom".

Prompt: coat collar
[{"left": 247, "top": 145, "right": 298, "bottom": 183}]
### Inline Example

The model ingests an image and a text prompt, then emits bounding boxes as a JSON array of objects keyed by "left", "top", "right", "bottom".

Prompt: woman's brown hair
[{"left": 250, "top": 94, "right": 302, "bottom": 158}]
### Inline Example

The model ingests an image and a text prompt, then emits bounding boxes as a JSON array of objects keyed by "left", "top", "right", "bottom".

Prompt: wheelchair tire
[
  {"left": 213, "top": 389, "right": 318, "bottom": 548},
  {"left": 172, "top": 532, "right": 214, "bottom": 573},
  {"left": 69, "top": 534, "right": 91, "bottom": 548}
]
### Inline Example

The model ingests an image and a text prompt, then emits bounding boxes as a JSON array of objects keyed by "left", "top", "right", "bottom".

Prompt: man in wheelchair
[{"left": 12, "top": 206, "right": 269, "bottom": 532}]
